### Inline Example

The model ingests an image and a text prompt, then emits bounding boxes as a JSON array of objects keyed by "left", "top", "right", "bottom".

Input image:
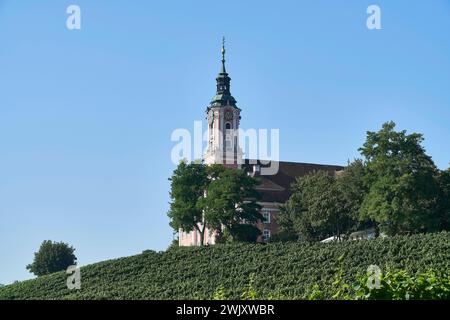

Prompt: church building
[{"left": 179, "top": 41, "right": 344, "bottom": 246}]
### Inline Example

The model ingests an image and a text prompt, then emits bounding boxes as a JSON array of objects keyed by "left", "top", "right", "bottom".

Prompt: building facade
[{"left": 179, "top": 41, "right": 344, "bottom": 246}]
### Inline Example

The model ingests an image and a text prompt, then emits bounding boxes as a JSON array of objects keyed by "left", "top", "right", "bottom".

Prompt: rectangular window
[
  {"left": 263, "top": 229, "right": 271, "bottom": 242},
  {"left": 262, "top": 211, "right": 271, "bottom": 223},
  {"left": 225, "top": 134, "right": 232, "bottom": 149}
]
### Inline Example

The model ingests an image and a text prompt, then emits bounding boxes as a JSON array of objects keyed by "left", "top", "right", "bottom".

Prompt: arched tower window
[{"left": 225, "top": 122, "right": 231, "bottom": 130}]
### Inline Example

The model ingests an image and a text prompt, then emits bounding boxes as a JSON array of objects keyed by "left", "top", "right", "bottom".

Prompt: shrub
[{"left": 354, "top": 269, "right": 450, "bottom": 300}]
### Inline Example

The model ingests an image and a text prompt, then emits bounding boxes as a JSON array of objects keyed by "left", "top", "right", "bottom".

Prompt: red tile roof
[{"left": 242, "top": 159, "right": 345, "bottom": 203}]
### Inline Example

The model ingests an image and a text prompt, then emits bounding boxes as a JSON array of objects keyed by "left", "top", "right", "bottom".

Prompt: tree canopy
[
  {"left": 201, "top": 165, "right": 262, "bottom": 242},
  {"left": 167, "top": 161, "right": 209, "bottom": 244},
  {"left": 278, "top": 169, "right": 356, "bottom": 242},
  {"left": 26, "top": 240, "right": 77, "bottom": 277},
  {"left": 435, "top": 168, "right": 450, "bottom": 230},
  {"left": 278, "top": 121, "right": 450, "bottom": 241},
  {"left": 168, "top": 162, "right": 262, "bottom": 245},
  {"left": 359, "top": 121, "right": 441, "bottom": 235}
]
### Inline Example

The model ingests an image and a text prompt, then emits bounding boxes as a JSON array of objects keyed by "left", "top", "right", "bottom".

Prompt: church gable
[{"left": 255, "top": 177, "right": 285, "bottom": 192}]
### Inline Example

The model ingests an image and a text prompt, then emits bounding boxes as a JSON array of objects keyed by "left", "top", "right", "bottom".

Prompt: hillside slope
[{"left": 1, "top": 232, "right": 449, "bottom": 300}]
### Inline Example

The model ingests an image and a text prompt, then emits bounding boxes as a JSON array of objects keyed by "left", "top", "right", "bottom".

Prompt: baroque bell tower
[{"left": 204, "top": 38, "right": 243, "bottom": 167}]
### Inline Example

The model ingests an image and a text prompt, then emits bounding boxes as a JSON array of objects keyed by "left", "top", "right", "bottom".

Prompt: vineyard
[{"left": 1, "top": 232, "right": 449, "bottom": 300}]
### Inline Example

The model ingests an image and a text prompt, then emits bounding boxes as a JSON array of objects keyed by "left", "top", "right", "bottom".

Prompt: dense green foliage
[
  {"left": 278, "top": 170, "right": 357, "bottom": 242},
  {"left": 353, "top": 269, "right": 450, "bottom": 300},
  {"left": 201, "top": 166, "right": 262, "bottom": 242},
  {"left": 167, "top": 161, "right": 209, "bottom": 245},
  {"left": 279, "top": 122, "right": 450, "bottom": 241},
  {"left": 360, "top": 121, "right": 442, "bottom": 235},
  {"left": 336, "top": 159, "right": 371, "bottom": 230},
  {"left": 436, "top": 168, "right": 450, "bottom": 230},
  {"left": 168, "top": 162, "right": 262, "bottom": 245},
  {"left": 26, "top": 240, "right": 77, "bottom": 277},
  {"left": 212, "top": 268, "right": 450, "bottom": 300},
  {"left": 1, "top": 232, "right": 448, "bottom": 300}
]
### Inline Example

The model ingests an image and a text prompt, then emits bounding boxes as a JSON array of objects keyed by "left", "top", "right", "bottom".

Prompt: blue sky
[{"left": 0, "top": 0, "right": 449, "bottom": 284}]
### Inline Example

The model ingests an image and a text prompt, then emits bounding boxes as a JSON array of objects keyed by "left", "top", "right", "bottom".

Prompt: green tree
[
  {"left": 359, "top": 121, "right": 440, "bottom": 235},
  {"left": 201, "top": 167, "right": 263, "bottom": 242},
  {"left": 436, "top": 167, "right": 450, "bottom": 230},
  {"left": 228, "top": 224, "right": 262, "bottom": 243},
  {"left": 265, "top": 225, "right": 298, "bottom": 243},
  {"left": 279, "top": 171, "right": 350, "bottom": 242},
  {"left": 168, "top": 162, "right": 263, "bottom": 245},
  {"left": 26, "top": 240, "right": 77, "bottom": 277},
  {"left": 336, "top": 159, "right": 371, "bottom": 231},
  {"left": 277, "top": 189, "right": 304, "bottom": 241},
  {"left": 167, "top": 161, "right": 209, "bottom": 245}
]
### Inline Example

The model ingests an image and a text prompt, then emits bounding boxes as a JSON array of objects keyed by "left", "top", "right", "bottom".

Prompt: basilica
[{"left": 179, "top": 41, "right": 344, "bottom": 246}]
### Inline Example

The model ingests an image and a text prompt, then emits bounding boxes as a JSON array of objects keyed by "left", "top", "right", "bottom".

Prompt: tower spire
[
  {"left": 208, "top": 37, "right": 237, "bottom": 108},
  {"left": 221, "top": 37, "right": 226, "bottom": 73},
  {"left": 204, "top": 38, "right": 243, "bottom": 168}
]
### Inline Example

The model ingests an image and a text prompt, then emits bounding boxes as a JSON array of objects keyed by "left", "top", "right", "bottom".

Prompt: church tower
[{"left": 204, "top": 38, "right": 243, "bottom": 167}]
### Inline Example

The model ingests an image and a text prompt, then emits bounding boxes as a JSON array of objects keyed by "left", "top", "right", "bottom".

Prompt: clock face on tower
[{"left": 225, "top": 110, "right": 233, "bottom": 121}]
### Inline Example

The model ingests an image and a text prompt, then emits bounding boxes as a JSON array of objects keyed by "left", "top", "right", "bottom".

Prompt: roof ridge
[{"left": 244, "top": 159, "right": 345, "bottom": 168}]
